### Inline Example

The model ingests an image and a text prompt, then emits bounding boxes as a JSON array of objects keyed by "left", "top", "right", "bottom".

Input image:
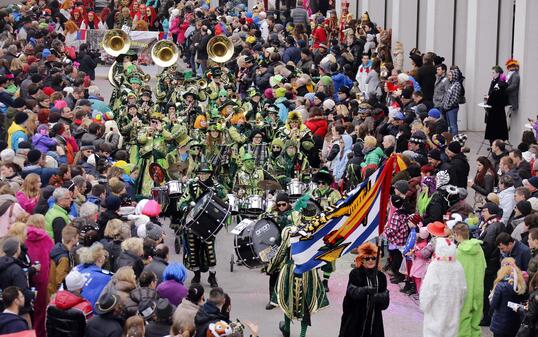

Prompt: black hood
[
  {"left": 194, "top": 301, "right": 227, "bottom": 327},
  {"left": 0, "top": 256, "right": 18, "bottom": 273}
]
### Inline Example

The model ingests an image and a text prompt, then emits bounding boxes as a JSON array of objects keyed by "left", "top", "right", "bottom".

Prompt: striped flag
[{"left": 290, "top": 154, "right": 406, "bottom": 274}]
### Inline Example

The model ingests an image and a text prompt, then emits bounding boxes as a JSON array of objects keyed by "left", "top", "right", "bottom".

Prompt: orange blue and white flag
[{"left": 290, "top": 154, "right": 406, "bottom": 274}]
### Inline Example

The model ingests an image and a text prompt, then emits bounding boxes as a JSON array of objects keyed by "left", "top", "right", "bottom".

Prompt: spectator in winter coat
[
  {"left": 0, "top": 239, "right": 35, "bottom": 315},
  {"left": 75, "top": 242, "right": 112, "bottom": 307},
  {"left": 433, "top": 64, "right": 449, "bottom": 108},
  {"left": 7, "top": 112, "right": 29, "bottom": 151},
  {"left": 143, "top": 244, "right": 169, "bottom": 284},
  {"left": 527, "top": 228, "right": 538, "bottom": 282},
  {"left": 45, "top": 187, "right": 72, "bottom": 243},
  {"left": 282, "top": 36, "right": 301, "bottom": 64},
  {"left": 157, "top": 263, "right": 189, "bottom": 307},
  {"left": 124, "top": 271, "right": 159, "bottom": 316},
  {"left": 194, "top": 287, "right": 229, "bottom": 337},
  {"left": 172, "top": 284, "right": 205, "bottom": 336},
  {"left": 49, "top": 225, "right": 78, "bottom": 296},
  {"left": 84, "top": 293, "right": 123, "bottom": 337},
  {"left": 496, "top": 233, "right": 532, "bottom": 271},
  {"left": 415, "top": 53, "right": 437, "bottom": 103},
  {"left": 361, "top": 135, "right": 385, "bottom": 168},
  {"left": 441, "top": 67, "right": 464, "bottom": 135},
  {"left": 445, "top": 141, "right": 470, "bottom": 189},
  {"left": 32, "top": 124, "right": 57, "bottom": 154},
  {"left": 489, "top": 258, "right": 526, "bottom": 337},
  {"left": 478, "top": 202, "right": 506, "bottom": 326},
  {"left": 145, "top": 298, "right": 175, "bottom": 337},
  {"left": 46, "top": 270, "right": 93, "bottom": 337},
  {"left": 15, "top": 173, "right": 41, "bottom": 214},
  {"left": 0, "top": 287, "right": 29, "bottom": 334},
  {"left": 115, "top": 237, "right": 144, "bottom": 278},
  {"left": 497, "top": 175, "right": 516, "bottom": 225}
]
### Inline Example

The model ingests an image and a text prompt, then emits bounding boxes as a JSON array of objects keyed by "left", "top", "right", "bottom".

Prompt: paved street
[{"left": 94, "top": 64, "right": 493, "bottom": 337}]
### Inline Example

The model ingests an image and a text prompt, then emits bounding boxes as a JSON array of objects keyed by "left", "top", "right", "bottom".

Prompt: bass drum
[
  {"left": 184, "top": 191, "right": 230, "bottom": 241},
  {"left": 234, "top": 218, "right": 281, "bottom": 268}
]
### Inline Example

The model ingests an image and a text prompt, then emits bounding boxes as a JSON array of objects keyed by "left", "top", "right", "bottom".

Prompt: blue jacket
[
  {"left": 502, "top": 240, "right": 532, "bottom": 271},
  {"left": 21, "top": 165, "right": 59, "bottom": 186},
  {"left": 75, "top": 263, "right": 113, "bottom": 307},
  {"left": 490, "top": 280, "right": 524, "bottom": 335},
  {"left": 282, "top": 46, "right": 301, "bottom": 64},
  {"left": 0, "top": 312, "right": 29, "bottom": 334},
  {"left": 332, "top": 73, "right": 353, "bottom": 101}
]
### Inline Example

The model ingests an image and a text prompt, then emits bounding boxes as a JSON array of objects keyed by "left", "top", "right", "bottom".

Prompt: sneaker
[
  {"left": 208, "top": 272, "right": 218, "bottom": 288},
  {"left": 279, "top": 321, "right": 290, "bottom": 337},
  {"left": 265, "top": 302, "right": 277, "bottom": 310}
]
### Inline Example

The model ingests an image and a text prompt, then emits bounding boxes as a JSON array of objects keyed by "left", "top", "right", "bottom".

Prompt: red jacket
[
  {"left": 49, "top": 290, "right": 93, "bottom": 319},
  {"left": 305, "top": 116, "right": 328, "bottom": 139}
]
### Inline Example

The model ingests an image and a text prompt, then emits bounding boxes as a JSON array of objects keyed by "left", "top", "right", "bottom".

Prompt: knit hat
[
  {"left": 480, "top": 202, "right": 502, "bottom": 216},
  {"left": 452, "top": 133, "right": 468, "bottom": 147},
  {"left": 271, "top": 138, "right": 284, "bottom": 149},
  {"left": 523, "top": 177, "right": 538, "bottom": 189},
  {"left": 323, "top": 99, "right": 335, "bottom": 111},
  {"left": 516, "top": 200, "right": 532, "bottom": 216},
  {"left": 0, "top": 149, "right": 15, "bottom": 163},
  {"left": 428, "top": 108, "right": 441, "bottom": 119},
  {"left": 314, "top": 92, "right": 326, "bottom": 101},
  {"left": 27, "top": 149, "right": 42, "bottom": 164},
  {"left": 2, "top": 238, "right": 20, "bottom": 257},
  {"left": 428, "top": 149, "right": 442, "bottom": 161},
  {"left": 14, "top": 112, "right": 29, "bottom": 125},
  {"left": 65, "top": 270, "right": 87, "bottom": 291},
  {"left": 393, "top": 180, "right": 409, "bottom": 194},
  {"left": 528, "top": 197, "right": 538, "bottom": 212},
  {"left": 447, "top": 141, "right": 461, "bottom": 154},
  {"left": 146, "top": 223, "right": 164, "bottom": 241},
  {"left": 105, "top": 195, "right": 121, "bottom": 211},
  {"left": 155, "top": 298, "right": 175, "bottom": 321},
  {"left": 276, "top": 192, "right": 290, "bottom": 203}
]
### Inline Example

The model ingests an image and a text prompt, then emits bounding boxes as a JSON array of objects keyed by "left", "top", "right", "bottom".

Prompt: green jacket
[
  {"left": 45, "top": 204, "right": 70, "bottom": 240},
  {"left": 361, "top": 147, "right": 385, "bottom": 168},
  {"left": 456, "top": 239, "right": 486, "bottom": 337}
]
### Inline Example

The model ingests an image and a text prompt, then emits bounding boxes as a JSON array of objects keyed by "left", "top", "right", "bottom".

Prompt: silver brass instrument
[{"left": 151, "top": 40, "right": 179, "bottom": 68}]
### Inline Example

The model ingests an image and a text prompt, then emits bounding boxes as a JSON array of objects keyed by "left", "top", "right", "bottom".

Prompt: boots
[
  {"left": 208, "top": 272, "right": 218, "bottom": 288},
  {"left": 322, "top": 279, "right": 330, "bottom": 292},
  {"left": 191, "top": 271, "right": 201, "bottom": 285},
  {"left": 265, "top": 301, "right": 277, "bottom": 310},
  {"left": 279, "top": 321, "right": 290, "bottom": 337},
  {"left": 399, "top": 280, "right": 413, "bottom": 293}
]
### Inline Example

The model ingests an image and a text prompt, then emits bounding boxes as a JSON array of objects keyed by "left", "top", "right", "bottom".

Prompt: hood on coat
[
  {"left": 341, "top": 134, "right": 353, "bottom": 153},
  {"left": 194, "top": 301, "right": 226, "bottom": 327},
  {"left": 50, "top": 242, "right": 69, "bottom": 263},
  {"left": 449, "top": 68, "right": 462, "bottom": 82},
  {"left": 130, "top": 287, "right": 157, "bottom": 303},
  {"left": 26, "top": 226, "right": 50, "bottom": 243},
  {"left": 0, "top": 256, "right": 18, "bottom": 273},
  {"left": 54, "top": 290, "right": 87, "bottom": 310},
  {"left": 458, "top": 238, "right": 483, "bottom": 255}
]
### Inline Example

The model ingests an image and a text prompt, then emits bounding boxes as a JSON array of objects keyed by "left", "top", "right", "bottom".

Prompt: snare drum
[
  {"left": 227, "top": 193, "right": 240, "bottom": 215},
  {"left": 151, "top": 187, "right": 169, "bottom": 206},
  {"left": 184, "top": 191, "right": 230, "bottom": 241},
  {"left": 167, "top": 180, "right": 184, "bottom": 196},
  {"left": 234, "top": 218, "right": 281, "bottom": 268},
  {"left": 242, "top": 195, "right": 266, "bottom": 214},
  {"left": 287, "top": 179, "right": 307, "bottom": 197}
]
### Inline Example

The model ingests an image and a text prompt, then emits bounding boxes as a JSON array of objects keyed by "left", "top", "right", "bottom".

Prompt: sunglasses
[
  {"left": 191, "top": 146, "right": 202, "bottom": 150},
  {"left": 272, "top": 146, "right": 281, "bottom": 149},
  {"left": 277, "top": 202, "right": 288, "bottom": 207},
  {"left": 363, "top": 256, "right": 377, "bottom": 261}
]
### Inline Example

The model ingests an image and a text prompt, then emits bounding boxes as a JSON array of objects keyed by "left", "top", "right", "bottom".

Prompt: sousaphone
[
  {"left": 207, "top": 36, "right": 234, "bottom": 64},
  {"left": 151, "top": 40, "right": 179, "bottom": 68},
  {"left": 102, "top": 29, "right": 131, "bottom": 57}
]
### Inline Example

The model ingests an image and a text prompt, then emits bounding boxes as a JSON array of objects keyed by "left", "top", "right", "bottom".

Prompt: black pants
[
  {"left": 269, "top": 272, "right": 279, "bottom": 300},
  {"left": 483, "top": 271, "right": 496, "bottom": 323},
  {"left": 388, "top": 248, "right": 403, "bottom": 277}
]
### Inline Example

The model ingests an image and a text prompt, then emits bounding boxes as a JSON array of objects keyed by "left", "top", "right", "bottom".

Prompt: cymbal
[{"left": 258, "top": 179, "right": 282, "bottom": 191}]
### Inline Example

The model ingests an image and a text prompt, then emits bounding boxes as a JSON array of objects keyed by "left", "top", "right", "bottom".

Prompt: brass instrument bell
[
  {"left": 207, "top": 36, "right": 234, "bottom": 64},
  {"left": 151, "top": 40, "right": 179, "bottom": 68},
  {"left": 102, "top": 29, "right": 131, "bottom": 57}
]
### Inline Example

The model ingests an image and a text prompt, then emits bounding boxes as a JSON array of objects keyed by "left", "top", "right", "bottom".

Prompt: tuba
[
  {"left": 102, "top": 29, "right": 131, "bottom": 57},
  {"left": 207, "top": 36, "right": 234, "bottom": 64},
  {"left": 151, "top": 40, "right": 179, "bottom": 68}
]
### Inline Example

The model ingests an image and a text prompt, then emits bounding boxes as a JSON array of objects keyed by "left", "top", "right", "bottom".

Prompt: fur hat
[
  {"left": 287, "top": 111, "right": 302, "bottom": 123},
  {"left": 354, "top": 242, "right": 378, "bottom": 267}
]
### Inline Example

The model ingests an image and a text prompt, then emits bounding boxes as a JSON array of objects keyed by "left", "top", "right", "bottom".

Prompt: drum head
[
  {"left": 251, "top": 218, "right": 281, "bottom": 257},
  {"left": 185, "top": 192, "right": 211, "bottom": 225}
]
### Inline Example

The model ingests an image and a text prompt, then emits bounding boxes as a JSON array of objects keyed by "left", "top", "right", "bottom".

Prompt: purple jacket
[
  {"left": 156, "top": 280, "right": 188, "bottom": 306},
  {"left": 31, "top": 134, "right": 57, "bottom": 153}
]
